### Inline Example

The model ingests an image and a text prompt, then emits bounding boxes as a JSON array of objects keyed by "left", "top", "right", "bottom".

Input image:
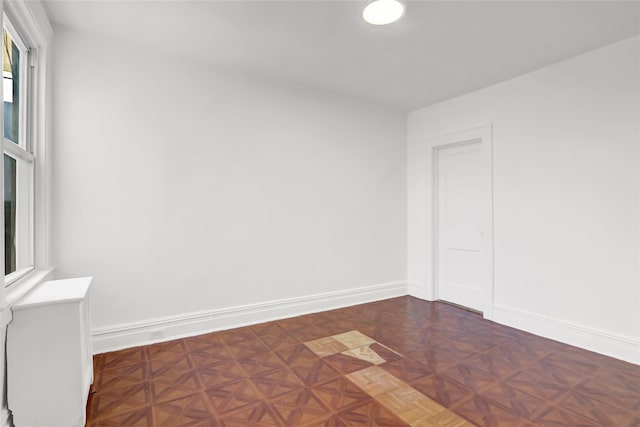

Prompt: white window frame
[
  {"left": 3, "top": 13, "right": 35, "bottom": 286},
  {"left": 0, "top": 0, "right": 53, "bottom": 307}
]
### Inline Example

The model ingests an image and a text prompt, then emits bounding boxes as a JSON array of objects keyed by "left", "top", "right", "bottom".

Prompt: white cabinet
[{"left": 7, "top": 277, "right": 93, "bottom": 427}]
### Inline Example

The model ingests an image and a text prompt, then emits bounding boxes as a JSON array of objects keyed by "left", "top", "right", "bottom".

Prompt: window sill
[
  {"left": 6, "top": 267, "right": 36, "bottom": 287},
  {"left": 3, "top": 268, "right": 54, "bottom": 310}
]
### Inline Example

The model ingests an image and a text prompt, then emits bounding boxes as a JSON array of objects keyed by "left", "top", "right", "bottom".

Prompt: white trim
[
  {"left": 6, "top": 0, "right": 51, "bottom": 282},
  {"left": 3, "top": 141, "right": 33, "bottom": 163},
  {"left": 2, "top": 2, "right": 52, "bottom": 47},
  {"left": 426, "top": 124, "right": 494, "bottom": 319},
  {"left": 1, "top": 1, "right": 52, "bottom": 292},
  {"left": 2, "top": 14, "right": 29, "bottom": 153},
  {"left": 4, "top": 265, "right": 33, "bottom": 287},
  {"left": 2, "top": 16, "right": 27, "bottom": 53},
  {"left": 493, "top": 304, "right": 640, "bottom": 365},
  {"left": 407, "top": 284, "right": 431, "bottom": 300},
  {"left": 2, "top": 267, "right": 52, "bottom": 310},
  {"left": 93, "top": 281, "right": 408, "bottom": 354}
]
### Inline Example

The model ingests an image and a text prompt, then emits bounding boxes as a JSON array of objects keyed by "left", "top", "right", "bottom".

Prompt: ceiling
[{"left": 43, "top": 1, "right": 639, "bottom": 111}]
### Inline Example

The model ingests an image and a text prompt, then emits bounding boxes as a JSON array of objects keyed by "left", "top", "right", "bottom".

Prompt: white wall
[
  {"left": 52, "top": 27, "right": 407, "bottom": 351},
  {"left": 408, "top": 36, "right": 640, "bottom": 363}
]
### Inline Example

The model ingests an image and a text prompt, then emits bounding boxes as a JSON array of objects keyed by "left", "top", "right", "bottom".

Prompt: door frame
[{"left": 427, "top": 125, "right": 494, "bottom": 319}]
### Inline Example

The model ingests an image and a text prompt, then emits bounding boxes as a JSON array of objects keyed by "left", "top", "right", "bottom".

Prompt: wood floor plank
[{"left": 87, "top": 297, "right": 639, "bottom": 426}]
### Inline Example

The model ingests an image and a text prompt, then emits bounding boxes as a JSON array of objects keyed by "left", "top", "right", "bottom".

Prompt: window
[{"left": 2, "top": 16, "right": 34, "bottom": 284}]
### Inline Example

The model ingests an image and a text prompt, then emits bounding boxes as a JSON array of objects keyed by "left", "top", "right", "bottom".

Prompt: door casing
[{"left": 428, "top": 125, "right": 494, "bottom": 319}]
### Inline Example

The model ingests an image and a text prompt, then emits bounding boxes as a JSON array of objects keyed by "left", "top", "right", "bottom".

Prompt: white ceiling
[{"left": 43, "top": 1, "right": 639, "bottom": 111}]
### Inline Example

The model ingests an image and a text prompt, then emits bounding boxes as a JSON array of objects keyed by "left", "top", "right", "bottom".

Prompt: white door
[{"left": 436, "top": 141, "right": 488, "bottom": 312}]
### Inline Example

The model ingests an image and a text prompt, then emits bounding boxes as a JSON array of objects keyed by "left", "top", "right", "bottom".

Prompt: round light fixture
[{"left": 362, "top": 0, "right": 405, "bottom": 25}]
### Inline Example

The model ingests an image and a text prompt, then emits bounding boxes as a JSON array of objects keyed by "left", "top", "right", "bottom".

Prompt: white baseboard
[
  {"left": 92, "top": 281, "right": 408, "bottom": 354},
  {"left": 493, "top": 304, "right": 640, "bottom": 365}
]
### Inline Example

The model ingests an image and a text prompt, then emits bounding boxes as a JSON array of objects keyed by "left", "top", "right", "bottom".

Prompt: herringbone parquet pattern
[{"left": 87, "top": 297, "right": 640, "bottom": 426}]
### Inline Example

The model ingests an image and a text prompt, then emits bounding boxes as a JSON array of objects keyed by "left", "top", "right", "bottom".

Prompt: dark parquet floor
[{"left": 86, "top": 296, "right": 640, "bottom": 426}]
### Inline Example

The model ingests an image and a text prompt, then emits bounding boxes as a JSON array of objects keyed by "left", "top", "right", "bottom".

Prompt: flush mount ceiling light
[{"left": 362, "top": 0, "right": 405, "bottom": 25}]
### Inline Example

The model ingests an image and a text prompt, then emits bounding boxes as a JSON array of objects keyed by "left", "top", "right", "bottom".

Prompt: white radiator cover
[{"left": 7, "top": 277, "right": 93, "bottom": 427}]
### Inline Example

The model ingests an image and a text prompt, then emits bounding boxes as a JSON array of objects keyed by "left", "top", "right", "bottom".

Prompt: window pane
[
  {"left": 3, "top": 27, "right": 19, "bottom": 144},
  {"left": 4, "top": 154, "right": 15, "bottom": 275}
]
